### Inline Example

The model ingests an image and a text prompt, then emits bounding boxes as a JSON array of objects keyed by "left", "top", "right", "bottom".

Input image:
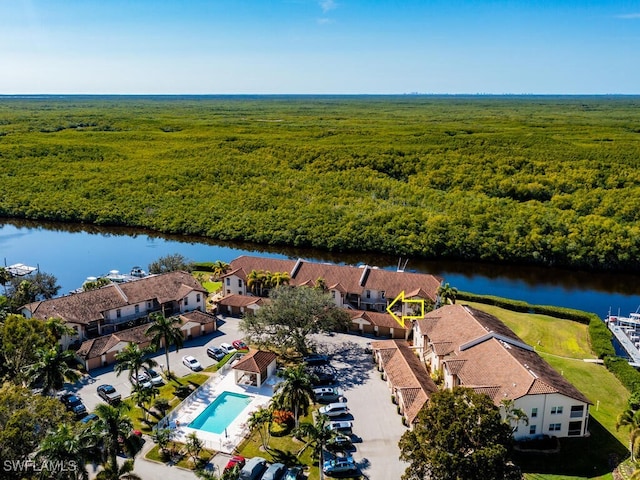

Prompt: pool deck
[{"left": 165, "top": 367, "right": 277, "bottom": 454}]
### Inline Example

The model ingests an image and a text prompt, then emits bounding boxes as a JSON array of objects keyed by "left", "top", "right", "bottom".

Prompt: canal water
[{"left": 1, "top": 219, "right": 639, "bottom": 318}]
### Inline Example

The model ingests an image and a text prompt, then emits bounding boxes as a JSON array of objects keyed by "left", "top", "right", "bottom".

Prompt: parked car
[
  {"left": 130, "top": 372, "right": 152, "bottom": 389},
  {"left": 182, "top": 355, "right": 203, "bottom": 371},
  {"left": 224, "top": 455, "right": 246, "bottom": 473},
  {"left": 326, "top": 434, "right": 353, "bottom": 451},
  {"left": 284, "top": 466, "right": 305, "bottom": 480},
  {"left": 323, "top": 456, "right": 357, "bottom": 476},
  {"left": 303, "top": 353, "right": 330, "bottom": 365},
  {"left": 238, "top": 456, "right": 267, "bottom": 480},
  {"left": 232, "top": 339, "right": 248, "bottom": 350},
  {"left": 61, "top": 393, "right": 87, "bottom": 417},
  {"left": 261, "top": 462, "right": 287, "bottom": 480},
  {"left": 145, "top": 368, "right": 163, "bottom": 386},
  {"left": 319, "top": 403, "right": 349, "bottom": 418},
  {"left": 207, "top": 346, "right": 226, "bottom": 361},
  {"left": 308, "top": 365, "right": 337, "bottom": 386},
  {"left": 80, "top": 413, "right": 99, "bottom": 424},
  {"left": 313, "top": 387, "right": 343, "bottom": 403},
  {"left": 220, "top": 342, "right": 237, "bottom": 355},
  {"left": 97, "top": 384, "right": 121, "bottom": 404},
  {"left": 327, "top": 421, "right": 353, "bottom": 434}
]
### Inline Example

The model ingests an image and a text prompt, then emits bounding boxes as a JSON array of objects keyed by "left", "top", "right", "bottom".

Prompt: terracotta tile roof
[
  {"left": 179, "top": 310, "right": 217, "bottom": 325},
  {"left": 216, "top": 294, "right": 267, "bottom": 308},
  {"left": 348, "top": 309, "right": 408, "bottom": 331},
  {"left": 23, "top": 271, "right": 206, "bottom": 325},
  {"left": 77, "top": 324, "right": 151, "bottom": 360},
  {"left": 232, "top": 349, "right": 278, "bottom": 374},
  {"left": 224, "top": 256, "right": 441, "bottom": 301},
  {"left": 372, "top": 339, "right": 438, "bottom": 423}
]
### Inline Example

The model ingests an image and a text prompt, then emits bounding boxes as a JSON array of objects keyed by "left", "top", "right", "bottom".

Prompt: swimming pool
[{"left": 188, "top": 391, "right": 253, "bottom": 434}]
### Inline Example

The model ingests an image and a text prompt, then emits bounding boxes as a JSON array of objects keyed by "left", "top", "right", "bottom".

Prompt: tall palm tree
[
  {"left": 94, "top": 403, "right": 134, "bottom": 475},
  {"left": 35, "top": 423, "right": 101, "bottom": 480},
  {"left": 294, "top": 413, "right": 339, "bottom": 460},
  {"left": 26, "top": 345, "right": 81, "bottom": 396},
  {"left": 44, "top": 317, "right": 77, "bottom": 343},
  {"left": 114, "top": 342, "right": 157, "bottom": 386},
  {"left": 145, "top": 313, "right": 183, "bottom": 377},
  {"left": 95, "top": 459, "right": 141, "bottom": 480},
  {"left": 211, "top": 261, "right": 230, "bottom": 281},
  {"left": 246, "top": 270, "right": 265, "bottom": 296},
  {"left": 616, "top": 408, "right": 640, "bottom": 461},
  {"left": 273, "top": 364, "right": 315, "bottom": 428},
  {"left": 437, "top": 282, "right": 458, "bottom": 307},
  {"left": 247, "top": 405, "right": 273, "bottom": 452},
  {"left": 271, "top": 271, "right": 291, "bottom": 288}
]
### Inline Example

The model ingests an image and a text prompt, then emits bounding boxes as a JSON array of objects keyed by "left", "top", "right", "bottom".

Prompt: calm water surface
[{"left": 1, "top": 220, "right": 639, "bottom": 318}]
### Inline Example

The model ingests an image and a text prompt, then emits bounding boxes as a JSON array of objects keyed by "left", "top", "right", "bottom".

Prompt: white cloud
[
  {"left": 615, "top": 13, "right": 640, "bottom": 19},
  {"left": 319, "top": 0, "right": 337, "bottom": 14}
]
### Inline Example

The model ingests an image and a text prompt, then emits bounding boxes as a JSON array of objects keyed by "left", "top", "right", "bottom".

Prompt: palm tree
[
  {"left": 247, "top": 406, "right": 273, "bottom": 452},
  {"left": 96, "top": 459, "right": 141, "bottom": 480},
  {"left": 499, "top": 399, "right": 529, "bottom": 433},
  {"left": 437, "top": 282, "right": 458, "bottom": 307},
  {"left": 211, "top": 261, "right": 230, "bottom": 281},
  {"left": 271, "top": 271, "right": 291, "bottom": 288},
  {"left": 294, "top": 413, "right": 338, "bottom": 459},
  {"left": 94, "top": 403, "right": 134, "bottom": 475},
  {"left": 35, "top": 423, "right": 101, "bottom": 480},
  {"left": 273, "top": 364, "right": 315, "bottom": 428},
  {"left": 45, "top": 316, "right": 77, "bottom": 342},
  {"left": 132, "top": 384, "right": 159, "bottom": 422},
  {"left": 616, "top": 408, "right": 640, "bottom": 461},
  {"left": 26, "top": 345, "right": 82, "bottom": 396},
  {"left": 114, "top": 342, "right": 157, "bottom": 386},
  {"left": 246, "top": 270, "right": 265, "bottom": 296},
  {"left": 0, "top": 266, "right": 11, "bottom": 296},
  {"left": 145, "top": 313, "right": 183, "bottom": 377}
]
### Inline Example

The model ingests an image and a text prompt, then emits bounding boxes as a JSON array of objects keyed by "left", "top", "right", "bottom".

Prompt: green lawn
[
  {"left": 466, "top": 301, "right": 630, "bottom": 480},
  {"left": 125, "top": 372, "right": 209, "bottom": 433},
  {"left": 192, "top": 270, "right": 222, "bottom": 293}
]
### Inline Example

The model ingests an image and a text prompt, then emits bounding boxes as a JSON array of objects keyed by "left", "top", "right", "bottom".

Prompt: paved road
[{"left": 318, "top": 333, "right": 408, "bottom": 480}]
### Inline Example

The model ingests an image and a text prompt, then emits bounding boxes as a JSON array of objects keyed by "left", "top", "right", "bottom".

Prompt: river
[{"left": 1, "top": 219, "right": 639, "bottom": 318}]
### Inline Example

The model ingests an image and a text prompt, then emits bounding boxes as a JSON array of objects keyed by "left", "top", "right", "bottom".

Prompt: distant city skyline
[{"left": 2, "top": 0, "right": 639, "bottom": 95}]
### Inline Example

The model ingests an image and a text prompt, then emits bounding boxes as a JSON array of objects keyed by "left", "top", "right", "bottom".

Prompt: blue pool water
[{"left": 188, "top": 391, "right": 252, "bottom": 434}]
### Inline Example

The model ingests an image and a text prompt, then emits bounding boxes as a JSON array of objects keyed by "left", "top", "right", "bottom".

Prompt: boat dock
[{"left": 606, "top": 313, "right": 640, "bottom": 367}]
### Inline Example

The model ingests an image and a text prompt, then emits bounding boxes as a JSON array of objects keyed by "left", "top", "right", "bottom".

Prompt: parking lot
[{"left": 70, "top": 319, "right": 407, "bottom": 480}]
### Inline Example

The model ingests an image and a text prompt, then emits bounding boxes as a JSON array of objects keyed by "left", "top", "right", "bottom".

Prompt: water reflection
[{"left": 1, "top": 218, "right": 639, "bottom": 316}]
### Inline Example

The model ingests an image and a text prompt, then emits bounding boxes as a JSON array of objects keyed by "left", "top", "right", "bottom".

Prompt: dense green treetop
[{"left": 1, "top": 96, "right": 639, "bottom": 270}]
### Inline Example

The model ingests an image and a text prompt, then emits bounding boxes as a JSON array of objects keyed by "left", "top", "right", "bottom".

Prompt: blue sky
[{"left": 1, "top": 0, "right": 639, "bottom": 94}]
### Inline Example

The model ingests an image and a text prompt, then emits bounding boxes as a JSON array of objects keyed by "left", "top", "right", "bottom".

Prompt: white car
[
  {"left": 182, "top": 355, "right": 203, "bottom": 371},
  {"left": 130, "top": 372, "right": 152, "bottom": 389},
  {"left": 220, "top": 342, "right": 237, "bottom": 355},
  {"left": 319, "top": 402, "right": 350, "bottom": 417},
  {"left": 145, "top": 368, "right": 164, "bottom": 386}
]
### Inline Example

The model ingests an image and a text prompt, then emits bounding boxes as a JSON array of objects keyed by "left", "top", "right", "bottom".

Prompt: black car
[
  {"left": 207, "top": 346, "right": 226, "bottom": 361},
  {"left": 303, "top": 353, "right": 330, "bottom": 366},
  {"left": 61, "top": 393, "right": 87, "bottom": 416},
  {"left": 97, "top": 384, "right": 122, "bottom": 404},
  {"left": 308, "top": 365, "right": 337, "bottom": 386}
]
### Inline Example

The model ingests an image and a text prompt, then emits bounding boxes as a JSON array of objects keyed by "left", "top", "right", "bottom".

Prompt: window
[
  {"left": 135, "top": 304, "right": 139, "bottom": 314},
  {"left": 226, "top": 289, "right": 231, "bottom": 295},
  {"left": 238, "top": 279, "right": 242, "bottom": 287},
  {"left": 116, "top": 309, "right": 121, "bottom": 318},
  {"left": 196, "top": 294, "right": 201, "bottom": 302},
  {"left": 570, "top": 405, "right": 584, "bottom": 418},
  {"left": 332, "top": 291, "right": 336, "bottom": 298},
  {"left": 381, "top": 291, "right": 385, "bottom": 299},
  {"left": 568, "top": 421, "right": 582, "bottom": 436},
  {"left": 549, "top": 423, "right": 561, "bottom": 432},
  {"left": 147, "top": 302, "right": 152, "bottom": 309},
  {"left": 366, "top": 290, "right": 371, "bottom": 299},
  {"left": 226, "top": 278, "right": 230, "bottom": 286},
  {"left": 531, "top": 407, "right": 538, "bottom": 418},
  {"left": 184, "top": 296, "right": 189, "bottom": 306},
  {"left": 529, "top": 425, "right": 536, "bottom": 435},
  {"left": 551, "top": 406, "right": 563, "bottom": 415}
]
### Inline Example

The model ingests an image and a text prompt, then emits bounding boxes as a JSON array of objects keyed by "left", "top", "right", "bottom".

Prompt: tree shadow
[
  {"left": 321, "top": 340, "right": 376, "bottom": 389},
  {"left": 267, "top": 448, "right": 302, "bottom": 466},
  {"left": 512, "top": 416, "right": 628, "bottom": 477}
]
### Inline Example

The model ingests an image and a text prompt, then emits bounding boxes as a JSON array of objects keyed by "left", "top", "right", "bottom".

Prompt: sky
[{"left": 1, "top": 0, "right": 639, "bottom": 94}]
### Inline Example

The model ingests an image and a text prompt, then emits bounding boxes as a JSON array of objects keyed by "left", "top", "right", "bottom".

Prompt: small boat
[
  {"left": 130, "top": 266, "right": 146, "bottom": 278},
  {"left": 605, "top": 308, "right": 640, "bottom": 366}
]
